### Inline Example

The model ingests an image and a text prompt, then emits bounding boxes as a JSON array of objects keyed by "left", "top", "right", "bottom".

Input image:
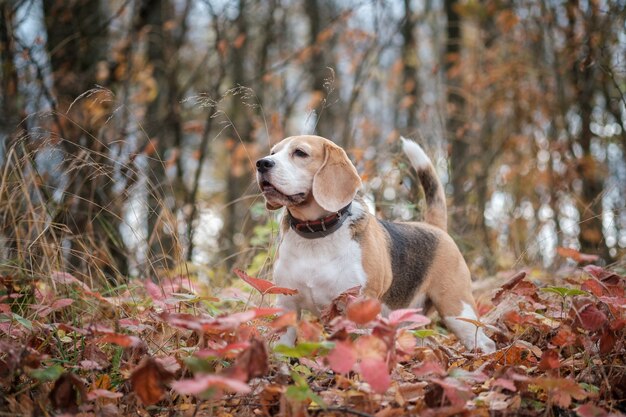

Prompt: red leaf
[
  {"left": 413, "top": 361, "right": 446, "bottom": 377},
  {"left": 347, "top": 298, "right": 381, "bottom": 324},
  {"left": 97, "top": 333, "right": 145, "bottom": 348},
  {"left": 326, "top": 341, "right": 356, "bottom": 374},
  {"left": 492, "top": 378, "right": 517, "bottom": 392},
  {"left": 196, "top": 342, "right": 250, "bottom": 359},
  {"left": 51, "top": 272, "right": 91, "bottom": 291},
  {"left": 359, "top": 357, "right": 390, "bottom": 393},
  {"left": 171, "top": 374, "right": 251, "bottom": 396},
  {"left": 233, "top": 268, "right": 298, "bottom": 295},
  {"left": 320, "top": 285, "right": 361, "bottom": 323},
  {"left": 492, "top": 271, "right": 527, "bottom": 304},
  {"left": 32, "top": 298, "right": 74, "bottom": 317},
  {"left": 213, "top": 308, "right": 282, "bottom": 331},
  {"left": 229, "top": 338, "right": 269, "bottom": 382},
  {"left": 531, "top": 377, "right": 589, "bottom": 408},
  {"left": 162, "top": 308, "right": 282, "bottom": 333},
  {"left": 87, "top": 389, "right": 123, "bottom": 400},
  {"left": 576, "top": 403, "right": 608, "bottom": 417},
  {"left": 599, "top": 330, "right": 616, "bottom": 354},
  {"left": 297, "top": 320, "right": 323, "bottom": 341},
  {"left": 131, "top": 357, "right": 174, "bottom": 405},
  {"left": 557, "top": 247, "right": 599, "bottom": 263},
  {"left": 581, "top": 279, "right": 605, "bottom": 297},
  {"left": 431, "top": 377, "right": 472, "bottom": 407},
  {"left": 387, "top": 308, "right": 430, "bottom": 328},
  {"left": 583, "top": 265, "right": 621, "bottom": 284},
  {"left": 49, "top": 373, "right": 86, "bottom": 413},
  {"left": 539, "top": 349, "right": 561, "bottom": 371},
  {"left": 551, "top": 326, "right": 576, "bottom": 347},
  {"left": 270, "top": 311, "right": 297, "bottom": 330},
  {"left": 578, "top": 304, "right": 607, "bottom": 331}
]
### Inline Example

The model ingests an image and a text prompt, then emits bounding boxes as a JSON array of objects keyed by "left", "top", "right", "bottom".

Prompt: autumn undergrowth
[{"left": 1, "top": 133, "right": 626, "bottom": 417}]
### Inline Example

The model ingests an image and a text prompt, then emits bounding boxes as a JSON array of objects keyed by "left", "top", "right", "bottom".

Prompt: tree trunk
[
  {"left": 304, "top": 0, "right": 339, "bottom": 142},
  {"left": 566, "top": 1, "right": 610, "bottom": 260},
  {"left": 445, "top": 0, "right": 469, "bottom": 235}
]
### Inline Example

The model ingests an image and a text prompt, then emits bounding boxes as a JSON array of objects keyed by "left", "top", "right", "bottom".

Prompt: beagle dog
[{"left": 256, "top": 135, "right": 496, "bottom": 353}]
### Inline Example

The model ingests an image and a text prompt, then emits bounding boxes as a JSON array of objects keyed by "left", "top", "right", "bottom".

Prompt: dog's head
[{"left": 256, "top": 135, "right": 361, "bottom": 213}]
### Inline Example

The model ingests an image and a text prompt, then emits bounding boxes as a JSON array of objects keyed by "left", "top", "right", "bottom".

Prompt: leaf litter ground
[{"left": 0, "top": 262, "right": 625, "bottom": 416}]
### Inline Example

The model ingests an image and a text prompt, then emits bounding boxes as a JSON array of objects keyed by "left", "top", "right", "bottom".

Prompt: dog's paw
[{"left": 476, "top": 333, "right": 497, "bottom": 354}]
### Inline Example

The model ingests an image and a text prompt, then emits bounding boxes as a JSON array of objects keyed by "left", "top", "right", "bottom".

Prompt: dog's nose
[{"left": 256, "top": 158, "right": 275, "bottom": 173}]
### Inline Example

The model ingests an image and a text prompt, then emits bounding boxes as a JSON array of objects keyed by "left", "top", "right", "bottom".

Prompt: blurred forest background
[{"left": 0, "top": 0, "right": 624, "bottom": 286}]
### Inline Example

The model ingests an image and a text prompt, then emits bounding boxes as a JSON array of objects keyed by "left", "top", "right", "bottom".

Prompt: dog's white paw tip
[{"left": 477, "top": 337, "right": 497, "bottom": 354}]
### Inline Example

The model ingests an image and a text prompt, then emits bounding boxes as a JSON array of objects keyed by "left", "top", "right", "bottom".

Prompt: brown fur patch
[
  {"left": 352, "top": 215, "right": 394, "bottom": 299},
  {"left": 419, "top": 228, "right": 476, "bottom": 317}
]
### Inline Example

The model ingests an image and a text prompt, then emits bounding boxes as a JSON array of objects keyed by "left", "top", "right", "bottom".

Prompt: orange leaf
[
  {"left": 270, "top": 311, "right": 297, "bottom": 330},
  {"left": 557, "top": 247, "right": 599, "bottom": 263},
  {"left": 538, "top": 349, "right": 561, "bottom": 371},
  {"left": 143, "top": 138, "right": 158, "bottom": 157},
  {"left": 130, "top": 357, "right": 174, "bottom": 405},
  {"left": 97, "top": 333, "right": 145, "bottom": 348},
  {"left": 347, "top": 298, "right": 381, "bottom": 325},
  {"left": 233, "top": 268, "right": 298, "bottom": 296}
]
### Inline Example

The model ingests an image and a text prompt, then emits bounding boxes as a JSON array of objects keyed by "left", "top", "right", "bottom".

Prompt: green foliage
[
  {"left": 28, "top": 364, "right": 64, "bottom": 382},
  {"left": 541, "top": 286, "right": 588, "bottom": 297},
  {"left": 274, "top": 341, "right": 334, "bottom": 358},
  {"left": 285, "top": 371, "right": 327, "bottom": 409}
]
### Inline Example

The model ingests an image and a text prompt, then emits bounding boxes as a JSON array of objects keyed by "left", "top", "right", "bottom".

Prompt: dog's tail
[{"left": 400, "top": 137, "right": 448, "bottom": 231}]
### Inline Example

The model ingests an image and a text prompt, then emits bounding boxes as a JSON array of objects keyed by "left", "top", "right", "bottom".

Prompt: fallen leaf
[
  {"left": 87, "top": 389, "right": 123, "bottom": 400},
  {"left": 551, "top": 326, "right": 577, "bottom": 347},
  {"left": 347, "top": 298, "right": 381, "bottom": 325},
  {"left": 531, "top": 377, "right": 589, "bottom": 408},
  {"left": 413, "top": 361, "right": 446, "bottom": 377},
  {"left": 557, "top": 247, "right": 599, "bottom": 263},
  {"left": 49, "top": 372, "right": 86, "bottom": 413},
  {"left": 171, "top": 374, "right": 251, "bottom": 396},
  {"left": 583, "top": 265, "right": 621, "bottom": 284},
  {"left": 491, "top": 378, "right": 517, "bottom": 392},
  {"left": 231, "top": 338, "right": 269, "bottom": 382},
  {"left": 270, "top": 311, "right": 298, "bottom": 330},
  {"left": 578, "top": 304, "right": 607, "bottom": 331},
  {"left": 233, "top": 268, "right": 298, "bottom": 295},
  {"left": 493, "top": 271, "right": 527, "bottom": 304},
  {"left": 599, "top": 330, "right": 616, "bottom": 354},
  {"left": 576, "top": 403, "right": 608, "bottom": 417},
  {"left": 538, "top": 349, "right": 560, "bottom": 371},
  {"left": 387, "top": 308, "right": 430, "bottom": 328},
  {"left": 581, "top": 279, "right": 605, "bottom": 297},
  {"left": 320, "top": 285, "right": 361, "bottom": 323},
  {"left": 97, "top": 333, "right": 145, "bottom": 349},
  {"left": 130, "top": 357, "right": 174, "bottom": 405}
]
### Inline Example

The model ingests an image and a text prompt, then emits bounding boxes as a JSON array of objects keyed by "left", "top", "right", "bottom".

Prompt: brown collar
[{"left": 287, "top": 203, "right": 352, "bottom": 239}]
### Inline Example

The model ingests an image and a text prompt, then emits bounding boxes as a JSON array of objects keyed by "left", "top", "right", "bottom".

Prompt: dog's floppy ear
[{"left": 312, "top": 141, "right": 361, "bottom": 212}]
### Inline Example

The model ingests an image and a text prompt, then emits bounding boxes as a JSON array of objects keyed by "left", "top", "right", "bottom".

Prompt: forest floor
[{"left": 0, "top": 253, "right": 625, "bottom": 417}]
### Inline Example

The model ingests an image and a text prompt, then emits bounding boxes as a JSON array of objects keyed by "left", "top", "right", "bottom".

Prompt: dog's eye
[{"left": 293, "top": 149, "right": 309, "bottom": 158}]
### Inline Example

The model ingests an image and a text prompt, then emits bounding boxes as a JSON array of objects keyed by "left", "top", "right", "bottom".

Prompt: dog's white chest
[{"left": 273, "top": 223, "right": 367, "bottom": 315}]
